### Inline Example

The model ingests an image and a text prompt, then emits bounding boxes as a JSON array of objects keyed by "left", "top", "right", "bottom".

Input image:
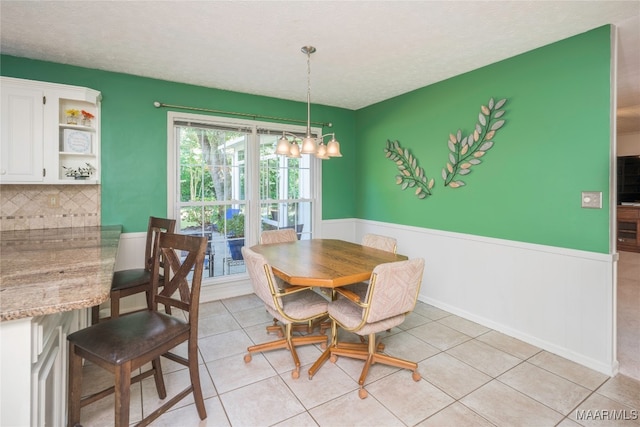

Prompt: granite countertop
[{"left": 0, "top": 225, "right": 121, "bottom": 321}]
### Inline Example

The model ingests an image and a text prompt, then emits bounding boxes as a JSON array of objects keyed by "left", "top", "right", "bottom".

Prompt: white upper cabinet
[
  {"left": 0, "top": 77, "right": 101, "bottom": 184},
  {"left": 0, "top": 83, "right": 45, "bottom": 182}
]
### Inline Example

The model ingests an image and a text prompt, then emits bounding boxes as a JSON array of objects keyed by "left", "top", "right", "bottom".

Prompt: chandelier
[{"left": 275, "top": 46, "right": 342, "bottom": 159}]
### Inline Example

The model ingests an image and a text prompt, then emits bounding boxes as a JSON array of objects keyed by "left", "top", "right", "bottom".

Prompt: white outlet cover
[{"left": 581, "top": 191, "right": 602, "bottom": 209}]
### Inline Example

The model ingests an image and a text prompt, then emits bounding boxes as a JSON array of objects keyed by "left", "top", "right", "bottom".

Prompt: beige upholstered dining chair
[
  {"left": 326, "top": 257, "right": 425, "bottom": 399},
  {"left": 260, "top": 228, "right": 298, "bottom": 244},
  {"left": 362, "top": 233, "right": 397, "bottom": 253},
  {"left": 260, "top": 228, "right": 298, "bottom": 335},
  {"left": 343, "top": 233, "right": 398, "bottom": 298},
  {"left": 242, "top": 247, "right": 328, "bottom": 379},
  {"left": 67, "top": 233, "right": 208, "bottom": 426}
]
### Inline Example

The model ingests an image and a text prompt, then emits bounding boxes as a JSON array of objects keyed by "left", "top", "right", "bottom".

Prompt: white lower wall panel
[
  {"left": 113, "top": 231, "right": 147, "bottom": 271},
  {"left": 327, "top": 218, "right": 616, "bottom": 376}
]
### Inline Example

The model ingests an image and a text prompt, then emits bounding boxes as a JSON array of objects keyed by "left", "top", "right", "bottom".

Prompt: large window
[{"left": 168, "top": 112, "right": 321, "bottom": 282}]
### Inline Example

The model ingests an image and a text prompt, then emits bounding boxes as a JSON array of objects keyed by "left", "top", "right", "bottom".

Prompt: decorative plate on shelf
[{"left": 63, "top": 129, "right": 92, "bottom": 154}]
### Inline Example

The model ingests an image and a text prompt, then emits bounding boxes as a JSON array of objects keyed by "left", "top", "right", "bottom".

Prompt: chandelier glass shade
[{"left": 277, "top": 46, "right": 342, "bottom": 159}]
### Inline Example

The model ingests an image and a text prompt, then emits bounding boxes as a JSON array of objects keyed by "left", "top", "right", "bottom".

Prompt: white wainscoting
[
  {"left": 114, "top": 231, "right": 146, "bottom": 271},
  {"left": 113, "top": 218, "right": 617, "bottom": 376},
  {"left": 322, "top": 218, "right": 617, "bottom": 376}
]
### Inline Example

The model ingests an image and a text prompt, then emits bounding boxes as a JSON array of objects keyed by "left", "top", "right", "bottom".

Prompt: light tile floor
[{"left": 78, "top": 288, "right": 640, "bottom": 427}]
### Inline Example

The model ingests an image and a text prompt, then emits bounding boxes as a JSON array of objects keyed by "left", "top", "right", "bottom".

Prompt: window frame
[{"left": 166, "top": 111, "right": 323, "bottom": 283}]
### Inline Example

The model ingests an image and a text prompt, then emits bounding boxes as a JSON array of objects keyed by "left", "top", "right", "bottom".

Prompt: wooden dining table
[
  {"left": 250, "top": 238, "right": 408, "bottom": 288},
  {"left": 250, "top": 238, "right": 409, "bottom": 378}
]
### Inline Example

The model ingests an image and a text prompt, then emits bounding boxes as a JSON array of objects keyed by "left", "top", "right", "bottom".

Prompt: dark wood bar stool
[
  {"left": 67, "top": 232, "right": 208, "bottom": 426},
  {"left": 91, "top": 216, "right": 175, "bottom": 323}
]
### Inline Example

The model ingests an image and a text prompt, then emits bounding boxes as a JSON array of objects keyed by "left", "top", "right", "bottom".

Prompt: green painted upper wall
[
  {"left": 0, "top": 56, "right": 357, "bottom": 231},
  {"left": 355, "top": 26, "right": 612, "bottom": 253}
]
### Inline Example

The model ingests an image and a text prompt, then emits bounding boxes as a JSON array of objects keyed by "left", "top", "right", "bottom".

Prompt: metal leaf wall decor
[
  {"left": 383, "top": 97, "right": 508, "bottom": 200},
  {"left": 384, "top": 139, "right": 434, "bottom": 199},
  {"left": 441, "top": 97, "right": 508, "bottom": 188}
]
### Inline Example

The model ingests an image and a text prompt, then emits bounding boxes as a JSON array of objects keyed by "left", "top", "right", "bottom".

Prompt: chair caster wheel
[
  {"left": 320, "top": 342, "right": 327, "bottom": 350},
  {"left": 412, "top": 371, "right": 421, "bottom": 381},
  {"left": 292, "top": 369, "right": 300, "bottom": 379},
  {"left": 244, "top": 354, "right": 252, "bottom": 363},
  {"left": 358, "top": 388, "right": 368, "bottom": 399},
  {"left": 330, "top": 354, "right": 337, "bottom": 363}
]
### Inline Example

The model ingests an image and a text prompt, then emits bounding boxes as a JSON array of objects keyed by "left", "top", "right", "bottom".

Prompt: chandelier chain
[{"left": 306, "top": 48, "right": 312, "bottom": 134}]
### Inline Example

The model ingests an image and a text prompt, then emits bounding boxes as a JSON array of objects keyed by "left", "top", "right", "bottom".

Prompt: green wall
[
  {"left": 355, "top": 26, "right": 612, "bottom": 253},
  {"left": 0, "top": 55, "right": 357, "bottom": 232}
]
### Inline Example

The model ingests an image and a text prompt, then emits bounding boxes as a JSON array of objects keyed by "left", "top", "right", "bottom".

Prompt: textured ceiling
[{"left": 1, "top": 1, "right": 639, "bottom": 132}]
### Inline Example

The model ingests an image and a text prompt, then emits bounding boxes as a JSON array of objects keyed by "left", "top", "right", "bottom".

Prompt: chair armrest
[
  {"left": 274, "top": 285, "right": 312, "bottom": 297},
  {"left": 334, "top": 287, "right": 362, "bottom": 303}
]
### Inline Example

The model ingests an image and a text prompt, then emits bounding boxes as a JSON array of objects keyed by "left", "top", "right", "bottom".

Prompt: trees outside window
[{"left": 169, "top": 113, "right": 319, "bottom": 281}]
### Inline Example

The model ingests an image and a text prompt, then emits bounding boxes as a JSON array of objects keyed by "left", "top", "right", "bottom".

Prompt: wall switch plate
[{"left": 581, "top": 191, "right": 602, "bottom": 209}]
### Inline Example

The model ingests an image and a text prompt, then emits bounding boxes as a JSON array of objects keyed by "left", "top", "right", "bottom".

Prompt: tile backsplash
[{"left": 0, "top": 184, "right": 100, "bottom": 231}]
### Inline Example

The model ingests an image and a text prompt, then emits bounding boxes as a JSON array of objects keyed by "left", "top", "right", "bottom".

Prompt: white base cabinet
[
  {"left": 0, "top": 77, "right": 101, "bottom": 184},
  {"left": 0, "top": 309, "right": 88, "bottom": 426}
]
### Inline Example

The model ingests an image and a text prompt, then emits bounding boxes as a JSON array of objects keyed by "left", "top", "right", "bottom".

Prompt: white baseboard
[{"left": 200, "top": 278, "right": 253, "bottom": 302}]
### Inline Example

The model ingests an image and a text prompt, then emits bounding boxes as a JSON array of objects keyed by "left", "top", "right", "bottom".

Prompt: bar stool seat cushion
[
  {"left": 110, "top": 269, "right": 150, "bottom": 291},
  {"left": 68, "top": 311, "right": 189, "bottom": 365}
]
